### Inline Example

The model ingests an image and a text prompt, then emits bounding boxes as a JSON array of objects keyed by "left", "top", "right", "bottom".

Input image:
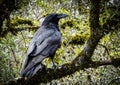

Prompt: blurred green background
[{"left": 0, "top": 0, "right": 120, "bottom": 84}]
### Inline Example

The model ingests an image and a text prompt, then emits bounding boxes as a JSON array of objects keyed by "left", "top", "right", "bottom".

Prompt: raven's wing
[
  {"left": 23, "top": 27, "right": 55, "bottom": 68},
  {"left": 21, "top": 26, "right": 61, "bottom": 77},
  {"left": 26, "top": 26, "right": 55, "bottom": 56}
]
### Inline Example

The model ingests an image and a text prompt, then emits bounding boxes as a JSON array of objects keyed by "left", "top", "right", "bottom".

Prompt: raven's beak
[{"left": 57, "top": 14, "right": 68, "bottom": 19}]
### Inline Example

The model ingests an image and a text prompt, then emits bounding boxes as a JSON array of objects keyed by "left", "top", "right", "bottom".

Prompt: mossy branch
[
  {"left": 1, "top": 26, "right": 39, "bottom": 37},
  {"left": 1, "top": 17, "right": 39, "bottom": 37},
  {"left": 4, "top": 58, "right": 120, "bottom": 85}
]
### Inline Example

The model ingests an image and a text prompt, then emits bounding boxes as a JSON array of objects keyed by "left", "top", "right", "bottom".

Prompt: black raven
[{"left": 21, "top": 13, "right": 68, "bottom": 77}]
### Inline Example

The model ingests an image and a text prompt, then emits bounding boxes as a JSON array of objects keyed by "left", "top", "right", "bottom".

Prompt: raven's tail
[
  {"left": 21, "top": 63, "right": 44, "bottom": 77},
  {"left": 21, "top": 55, "right": 46, "bottom": 77}
]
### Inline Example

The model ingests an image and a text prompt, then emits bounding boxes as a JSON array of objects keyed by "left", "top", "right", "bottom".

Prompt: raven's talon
[{"left": 52, "top": 65, "right": 57, "bottom": 69}]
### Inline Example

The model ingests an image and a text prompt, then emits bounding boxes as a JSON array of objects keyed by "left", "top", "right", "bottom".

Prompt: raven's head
[{"left": 42, "top": 13, "right": 68, "bottom": 26}]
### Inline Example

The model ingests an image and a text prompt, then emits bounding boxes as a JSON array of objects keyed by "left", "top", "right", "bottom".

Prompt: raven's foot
[
  {"left": 51, "top": 59, "right": 58, "bottom": 69},
  {"left": 52, "top": 64, "right": 57, "bottom": 69}
]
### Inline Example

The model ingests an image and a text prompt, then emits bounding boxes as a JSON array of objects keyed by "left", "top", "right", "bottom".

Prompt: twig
[{"left": 98, "top": 44, "right": 110, "bottom": 55}]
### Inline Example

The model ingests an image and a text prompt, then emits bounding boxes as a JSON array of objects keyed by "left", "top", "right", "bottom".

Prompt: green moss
[
  {"left": 0, "top": 17, "right": 38, "bottom": 37},
  {"left": 63, "top": 31, "right": 89, "bottom": 45},
  {"left": 69, "top": 34, "right": 86, "bottom": 45},
  {"left": 61, "top": 19, "right": 81, "bottom": 29},
  {"left": 10, "top": 17, "right": 33, "bottom": 28}
]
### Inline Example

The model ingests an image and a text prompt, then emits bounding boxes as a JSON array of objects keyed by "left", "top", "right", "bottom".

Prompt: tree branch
[
  {"left": 1, "top": 26, "right": 39, "bottom": 37},
  {"left": 4, "top": 58, "right": 120, "bottom": 85},
  {"left": 91, "top": 58, "right": 120, "bottom": 67}
]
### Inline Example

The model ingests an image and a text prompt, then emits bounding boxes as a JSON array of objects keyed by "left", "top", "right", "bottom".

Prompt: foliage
[{"left": 0, "top": 0, "right": 120, "bottom": 84}]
